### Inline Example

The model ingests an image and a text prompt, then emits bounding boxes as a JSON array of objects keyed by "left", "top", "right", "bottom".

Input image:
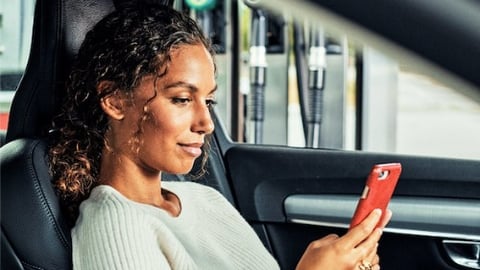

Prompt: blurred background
[{"left": 2, "top": 0, "right": 479, "bottom": 159}]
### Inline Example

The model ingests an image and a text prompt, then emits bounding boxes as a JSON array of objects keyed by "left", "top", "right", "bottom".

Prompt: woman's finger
[
  {"left": 308, "top": 234, "right": 339, "bottom": 249},
  {"left": 377, "top": 208, "right": 393, "bottom": 229},
  {"left": 363, "top": 254, "right": 380, "bottom": 270},
  {"left": 340, "top": 209, "right": 382, "bottom": 249},
  {"left": 355, "top": 228, "right": 382, "bottom": 259},
  {"left": 366, "top": 244, "right": 379, "bottom": 264}
]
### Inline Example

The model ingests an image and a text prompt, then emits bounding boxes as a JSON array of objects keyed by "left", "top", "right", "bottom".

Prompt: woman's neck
[{"left": 99, "top": 149, "right": 181, "bottom": 217}]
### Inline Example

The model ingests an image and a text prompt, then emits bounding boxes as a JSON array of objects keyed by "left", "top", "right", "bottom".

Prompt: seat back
[
  {"left": 0, "top": 0, "right": 166, "bottom": 269},
  {"left": 1, "top": 0, "right": 117, "bottom": 267},
  {"left": 1, "top": 139, "right": 72, "bottom": 270}
]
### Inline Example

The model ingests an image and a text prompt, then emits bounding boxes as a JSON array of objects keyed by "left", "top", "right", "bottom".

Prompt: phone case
[{"left": 349, "top": 163, "right": 402, "bottom": 229}]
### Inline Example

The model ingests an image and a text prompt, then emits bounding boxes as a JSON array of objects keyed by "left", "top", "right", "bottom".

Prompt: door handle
[{"left": 443, "top": 240, "right": 480, "bottom": 269}]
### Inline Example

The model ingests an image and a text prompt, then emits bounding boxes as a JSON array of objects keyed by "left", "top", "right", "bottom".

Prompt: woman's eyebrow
[
  {"left": 164, "top": 81, "right": 218, "bottom": 94},
  {"left": 209, "top": 85, "right": 218, "bottom": 95}
]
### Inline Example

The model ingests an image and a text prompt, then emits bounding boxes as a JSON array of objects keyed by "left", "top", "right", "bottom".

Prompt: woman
[{"left": 49, "top": 3, "right": 390, "bottom": 270}]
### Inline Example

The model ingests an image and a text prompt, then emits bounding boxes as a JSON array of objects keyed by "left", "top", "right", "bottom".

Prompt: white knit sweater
[{"left": 72, "top": 181, "right": 280, "bottom": 270}]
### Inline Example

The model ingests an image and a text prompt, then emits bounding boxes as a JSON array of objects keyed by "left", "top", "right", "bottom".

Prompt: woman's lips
[{"left": 179, "top": 143, "right": 203, "bottom": 158}]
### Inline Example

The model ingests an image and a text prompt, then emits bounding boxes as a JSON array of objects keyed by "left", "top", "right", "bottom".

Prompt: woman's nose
[{"left": 192, "top": 103, "right": 215, "bottom": 134}]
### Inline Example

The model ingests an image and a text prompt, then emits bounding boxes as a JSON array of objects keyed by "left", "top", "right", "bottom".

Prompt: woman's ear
[{"left": 98, "top": 81, "right": 125, "bottom": 120}]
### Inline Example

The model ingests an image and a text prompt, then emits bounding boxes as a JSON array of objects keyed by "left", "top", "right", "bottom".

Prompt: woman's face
[{"left": 120, "top": 43, "right": 216, "bottom": 175}]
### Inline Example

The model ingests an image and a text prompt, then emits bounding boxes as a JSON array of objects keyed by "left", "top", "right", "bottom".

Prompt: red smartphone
[{"left": 349, "top": 163, "right": 402, "bottom": 229}]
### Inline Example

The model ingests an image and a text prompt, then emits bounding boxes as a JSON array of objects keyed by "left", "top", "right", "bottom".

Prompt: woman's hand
[{"left": 295, "top": 208, "right": 392, "bottom": 270}]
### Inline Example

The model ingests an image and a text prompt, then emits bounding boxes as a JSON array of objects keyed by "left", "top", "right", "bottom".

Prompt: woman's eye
[
  {"left": 206, "top": 99, "right": 218, "bottom": 108},
  {"left": 172, "top": 97, "right": 191, "bottom": 104}
]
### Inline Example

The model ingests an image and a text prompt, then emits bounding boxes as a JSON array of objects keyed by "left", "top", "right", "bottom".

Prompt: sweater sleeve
[{"left": 72, "top": 196, "right": 171, "bottom": 270}]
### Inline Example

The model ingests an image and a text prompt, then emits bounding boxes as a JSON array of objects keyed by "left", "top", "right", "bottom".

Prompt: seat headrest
[{"left": 6, "top": 0, "right": 115, "bottom": 142}]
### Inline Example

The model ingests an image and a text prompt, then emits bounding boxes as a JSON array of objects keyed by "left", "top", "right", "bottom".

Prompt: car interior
[
  {"left": 2, "top": 0, "right": 89, "bottom": 268},
  {"left": 2, "top": 0, "right": 480, "bottom": 269},
  {"left": 1, "top": 0, "right": 162, "bottom": 268},
  {"left": 1, "top": 0, "right": 236, "bottom": 268}
]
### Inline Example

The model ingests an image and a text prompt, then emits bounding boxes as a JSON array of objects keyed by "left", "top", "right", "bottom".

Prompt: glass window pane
[{"left": 0, "top": 0, "right": 35, "bottom": 131}]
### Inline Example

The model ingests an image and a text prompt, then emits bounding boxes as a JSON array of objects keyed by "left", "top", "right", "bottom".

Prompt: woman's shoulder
[
  {"left": 76, "top": 185, "right": 143, "bottom": 225},
  {"left": 81, "top": 185, "right": 129, "bottom": 207}
]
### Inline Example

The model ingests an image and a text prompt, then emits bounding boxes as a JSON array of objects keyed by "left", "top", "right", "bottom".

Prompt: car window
[
  {"left": 395, "top": 68, "right": 480, "bottom": 159},
  {"left": 3, "top": 0, "right": 479, "bottom": 161},
  {"left": 213, "top": 2, "right": 480, "bottom": 161},
  {"left": 0, "top": 0, "right": 35, "bottom": 131}
]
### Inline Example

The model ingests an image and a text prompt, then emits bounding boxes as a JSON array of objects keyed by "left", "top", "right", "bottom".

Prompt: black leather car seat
[
  {"left": 0, "top": 0, "right": 170, "bottom": 269},
  {"left": 1, "top": 1, "right": 116, "bottom": 268},
  {"left": 5, "top": 0, "right": 117, "bottom": 143}
]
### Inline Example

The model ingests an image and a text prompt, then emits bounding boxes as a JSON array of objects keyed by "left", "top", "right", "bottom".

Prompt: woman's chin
[{"left": 163, "top": 164, "right": 196, "bottom": 176}]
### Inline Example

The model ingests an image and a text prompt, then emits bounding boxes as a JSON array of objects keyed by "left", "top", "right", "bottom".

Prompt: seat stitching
[{"left": 28, "top": 140, "right": 71, "bottom": 251}]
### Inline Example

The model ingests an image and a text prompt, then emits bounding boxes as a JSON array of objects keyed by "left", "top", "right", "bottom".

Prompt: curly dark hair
[{"left": 48, "top": 3, "right": 214, "bottom": 223}]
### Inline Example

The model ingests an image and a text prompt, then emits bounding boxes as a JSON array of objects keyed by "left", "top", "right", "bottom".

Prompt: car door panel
[
  {"left": 222, "top": 143, "right": 480, "bottom": 269},
  {"left": 285, "top": 195, "right": 480, "bottom": 240}
]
